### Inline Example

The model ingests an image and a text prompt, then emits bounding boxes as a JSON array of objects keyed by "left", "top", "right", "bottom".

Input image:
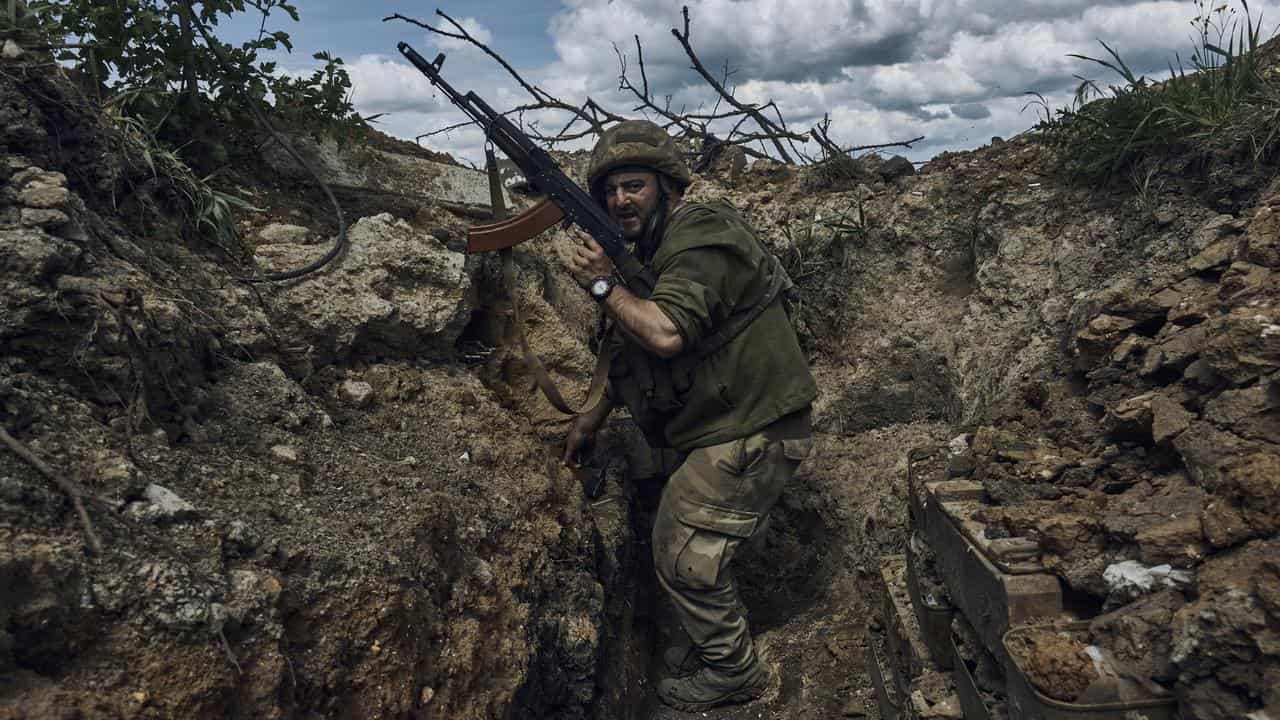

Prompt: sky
[{"left": 217, "top": 0, "right": 1279, "bottom": 167}]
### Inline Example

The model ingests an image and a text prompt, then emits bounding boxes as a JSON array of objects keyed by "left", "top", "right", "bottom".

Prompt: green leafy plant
[
  {"left": 31, "top": 1, "right": 362, "bottom": 137},
  {"left": 103, "top": 97, "right": 259, "bottom": 245},
  {"left": 1032, "top": 0, "right": 1278, "bottom": 181},
  {"left": 269, "top": 51, "right": 367, "bottom": 143},
  {"left": 24, "top": 1, "right": 361, "bottom": 241},
  {"left": 779, "top": 198, "right": 871, "bottom": 281},
  {"left": 1129, "top": 161, "right": 1165, "bottom": 223},
  {"left": 820, "top": 194, "right": 871, "bottom": 271},
  {"left": 192, "top": 183, "right": 259, "bottom": 247}
]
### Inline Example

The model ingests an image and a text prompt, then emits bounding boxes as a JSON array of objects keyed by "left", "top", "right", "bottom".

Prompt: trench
[
  {"left": 577, "top": 457, "right": 844, "bottom": 720},
  {"left": 452, "top": 256, "right": 970, "bottom": 718},
  {"left": 457, "top": 271, "right": 861, "bottom": 718}
]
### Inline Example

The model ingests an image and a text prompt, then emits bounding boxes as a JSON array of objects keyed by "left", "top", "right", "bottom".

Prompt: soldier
[{"left": 562, "top": 120, "right": 817, "bottom": 712}]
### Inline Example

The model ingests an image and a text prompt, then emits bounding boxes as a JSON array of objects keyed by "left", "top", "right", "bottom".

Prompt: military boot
[
  {"left": 662, "top": 645, "right": 701, "bottom": 678},
  {"left": 656, "top": 655, "right": 773, "bottom": 712}
]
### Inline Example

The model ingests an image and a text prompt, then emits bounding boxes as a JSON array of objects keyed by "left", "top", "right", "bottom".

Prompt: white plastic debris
[
  {"left": 947, "top": 433, "right": 971, "bottom": 456},
  {"left": 144, "top": 484, "right": 195, "bottom": 517},
  {"left": 125, "top": 484, "right": 198, "bottom": 525},
  {"left": 1103, "top": 560, "right": 1192, "bottom": 600}
]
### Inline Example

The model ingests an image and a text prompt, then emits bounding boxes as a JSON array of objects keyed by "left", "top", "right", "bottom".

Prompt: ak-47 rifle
[
  {"left": 398, "top": 42, "right": 656, "bottom": 298},
  {"left": 400, "top": 42, "right": 631, "bottom": 434}
]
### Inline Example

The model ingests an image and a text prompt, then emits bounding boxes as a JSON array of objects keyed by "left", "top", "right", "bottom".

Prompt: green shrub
[
  {"left": 1031, "top": 0, "right": 1278, "bottom": 180},
  {"left": 22, "top": 1, "right": 361, "bottom": 242},
  {"left": 25, "top": 1, "right": 364, "bottom": 146}
]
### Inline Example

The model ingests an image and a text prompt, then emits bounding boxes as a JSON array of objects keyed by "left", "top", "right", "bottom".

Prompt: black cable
[{"left": 179, "top": 0, "right": 346, "bottom": 283}]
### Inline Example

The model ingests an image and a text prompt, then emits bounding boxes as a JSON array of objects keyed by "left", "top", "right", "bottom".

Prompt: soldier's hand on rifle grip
[
  {"left": 569, "top": 230, "right": 615, "bottom": 290},
  {"left": 563, "top": 414, "right": 598, "bottom": 467}
]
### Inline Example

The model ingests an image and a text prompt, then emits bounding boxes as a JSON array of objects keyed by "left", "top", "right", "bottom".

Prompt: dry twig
[
  {"left": 387, "top": 5, "right": 924, "bottom": 164},
  {"left": 668, "top": 6, "right": 807, "bottom": 162},
  {"left": 0, "top": 426, "right": 105, "bottom": 555},
  {"left": 384, "top": 10, "right": 625, "bottom": 142}
]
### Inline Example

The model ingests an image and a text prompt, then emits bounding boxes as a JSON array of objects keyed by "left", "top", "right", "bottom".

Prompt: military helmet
[{"left": 587, "top": 120, "right": 692, "bottom": 194}]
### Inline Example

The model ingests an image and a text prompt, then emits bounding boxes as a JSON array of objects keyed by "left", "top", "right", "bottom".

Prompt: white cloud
[
  {"left": 376, "top": 109, "right": 489, "bottom": 167},
  {"left": 346, "top": 0, "right": 1280, "bottom": 164},
  {"left": 431, "top": 16, "right": 495, "bottom": 51},
  {"left": 342, "top": 54, "right": 447, "bottom": 114}
]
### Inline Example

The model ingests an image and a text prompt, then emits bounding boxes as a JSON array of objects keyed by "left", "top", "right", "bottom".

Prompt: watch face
[{"left": 591, "top": 278, "right": 610, "bottom": 297}]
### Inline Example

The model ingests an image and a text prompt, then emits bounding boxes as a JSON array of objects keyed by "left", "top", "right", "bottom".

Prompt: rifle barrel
[
  {"left": 397, "top": 43, "right": 480, "bottom": 123},
  {"left": 396, "top": 41, "right": 653, "bottom": 294}
]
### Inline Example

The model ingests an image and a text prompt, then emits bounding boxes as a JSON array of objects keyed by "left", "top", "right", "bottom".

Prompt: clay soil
[{"left": 1006, "top": 629, "right": 1097, "bottom": 702}]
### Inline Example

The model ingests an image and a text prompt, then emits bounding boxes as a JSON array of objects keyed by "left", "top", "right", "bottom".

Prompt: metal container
[
  {"left": 1001, "top": 624, "right": 1177, "bottom": 720},
  {"left": 867, "top": 632, "right": 903, "bottom": 720},
  {"left": 951, "top": 630, "right": 998, "bottom": 720},
  {"left": 923, "top": 486, "right": 1063, "bottom": 658},
  {"left": 906, "top": 541, "right": 956, "bottom": 671},
  {"left": 881, "top": 554, "right": 938, "bottom": 696}
]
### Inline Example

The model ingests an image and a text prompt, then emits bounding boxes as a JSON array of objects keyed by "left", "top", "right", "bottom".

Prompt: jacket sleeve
[
  {"left": 648, "top": 248, "right": 730, "bottom": 349},
  {"left": 648, "top": 203, "right": 761, "bottom": 350}
]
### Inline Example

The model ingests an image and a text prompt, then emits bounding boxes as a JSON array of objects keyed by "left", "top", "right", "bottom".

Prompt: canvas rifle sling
[{"left": 486, "top": 150, "right": 610, "bottom": 417}]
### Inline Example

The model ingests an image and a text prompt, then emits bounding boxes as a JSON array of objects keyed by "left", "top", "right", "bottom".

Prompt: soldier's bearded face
[{"left": 603, "top": 170, "right": 660, "bottom": 240}]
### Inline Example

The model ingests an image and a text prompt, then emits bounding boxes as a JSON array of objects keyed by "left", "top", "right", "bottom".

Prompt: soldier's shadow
[{"left": 734, "top": 488, "right": 834, "bottom": 632}]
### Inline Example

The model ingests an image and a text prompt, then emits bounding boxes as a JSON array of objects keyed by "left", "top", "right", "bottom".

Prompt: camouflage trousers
[{"left": 652, "top": 410, "right": 813, "bottom": 673}]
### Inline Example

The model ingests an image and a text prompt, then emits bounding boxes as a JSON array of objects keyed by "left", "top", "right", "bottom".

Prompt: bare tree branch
[
  {"left": 614, "top": 31, "right": 797, "bottom": 168},
  {"left": 386, "top": 10, "right": 626, "bottom": 136},
  {"left": 390, "top": 5, "right": 923, "bottom": 168},
  {"left": 811, "top": 120, "right": 926, "bottom": 160},
  {"left": 634, "top": 35, "right": 649, "bottom": 99},
  {"left": 385, "top": 11, "right": 546, "bottom": 104},
  {"left": 670, "top": 6, "right": 805, "bottom": 162}
]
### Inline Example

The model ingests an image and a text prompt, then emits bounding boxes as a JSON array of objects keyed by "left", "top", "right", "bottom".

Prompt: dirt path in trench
[{"left": 585, "top": 421, "right": 950, "bottom": 720}]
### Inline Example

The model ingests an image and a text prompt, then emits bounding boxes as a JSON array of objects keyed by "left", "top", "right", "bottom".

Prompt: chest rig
[{"left": 606, "top": 202, "right": 791, "bottom": 448}]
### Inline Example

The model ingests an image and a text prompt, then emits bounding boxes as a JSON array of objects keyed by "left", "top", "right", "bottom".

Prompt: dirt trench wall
[
  {"left": 900, "top": 181, "right": 1280, "bottom": 717},
  {"left": 659, "top": 141, "right": 1278, "bottom": 718},
  {"left": 778, "top": 146, "right": 1276, "bottom": 715},
  {"left": 0, "top": 57, "right": 627, "bottom": 719},
  {"left": 3, "top": 46, "right": 1278, "bottom": 720}
]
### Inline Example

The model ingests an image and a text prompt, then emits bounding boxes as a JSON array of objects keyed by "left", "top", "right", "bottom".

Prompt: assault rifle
[{"left": 398, "top": 42, "right": 656, "bottom": 298}]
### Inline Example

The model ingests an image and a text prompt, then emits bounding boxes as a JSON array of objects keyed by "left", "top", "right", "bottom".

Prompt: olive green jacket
[{"left": 606, "top": 201, "right": 817, "bottom": 451}]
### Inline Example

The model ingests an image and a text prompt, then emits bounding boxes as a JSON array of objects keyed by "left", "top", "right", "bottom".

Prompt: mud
[{"left": 1006, "top": 629, "right": 1098, "bottom": 702}]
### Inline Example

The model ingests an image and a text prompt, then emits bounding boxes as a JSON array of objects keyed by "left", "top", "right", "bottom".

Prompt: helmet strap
[{"left": 638, "top": 181, "right": 670, "bottom": 262}]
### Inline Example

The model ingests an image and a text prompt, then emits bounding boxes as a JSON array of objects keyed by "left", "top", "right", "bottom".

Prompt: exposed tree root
[{"left": 0, "top": 426, "right": 105, "bottom": 555}]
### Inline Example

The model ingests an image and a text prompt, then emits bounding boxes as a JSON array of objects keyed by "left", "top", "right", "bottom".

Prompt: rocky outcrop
[
  {"left": 263, "top": 133, "right": 506, "bottom": 208},
  {"left": 255, "top": 212, "right": 472, "bottom": 368},
  {"left": 0, "top": 57, "right": 609, "bottom": 720},
  {"left": 901, "top": 182, "right": 1280, "bottom": 718}
]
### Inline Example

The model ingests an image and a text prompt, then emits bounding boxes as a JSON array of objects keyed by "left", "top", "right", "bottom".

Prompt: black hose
[{"left": 179, "top": 0, "right": 346, "bottom": 283}]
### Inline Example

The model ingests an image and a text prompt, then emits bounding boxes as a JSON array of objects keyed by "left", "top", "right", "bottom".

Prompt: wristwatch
[{"left": 589, "top": 275, "right": 615, "bottom": 302}]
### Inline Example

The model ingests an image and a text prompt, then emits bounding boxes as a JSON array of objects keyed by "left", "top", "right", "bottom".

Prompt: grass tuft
[{"left": 1030, "top": 0, "right": 1279, "bottom": 181}]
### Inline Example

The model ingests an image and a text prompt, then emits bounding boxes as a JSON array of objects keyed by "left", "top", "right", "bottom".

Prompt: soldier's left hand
[{"left": 569, "top": 230, "right": 616, "bottom": 289}]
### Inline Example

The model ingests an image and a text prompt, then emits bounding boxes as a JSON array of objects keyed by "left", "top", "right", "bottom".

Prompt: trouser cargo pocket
[
  {"left": 656, "top": 494, "right": 759, "bottom": 591},
  {"left": 780, "top": 437, "right": 813, "bottom": 462}
]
